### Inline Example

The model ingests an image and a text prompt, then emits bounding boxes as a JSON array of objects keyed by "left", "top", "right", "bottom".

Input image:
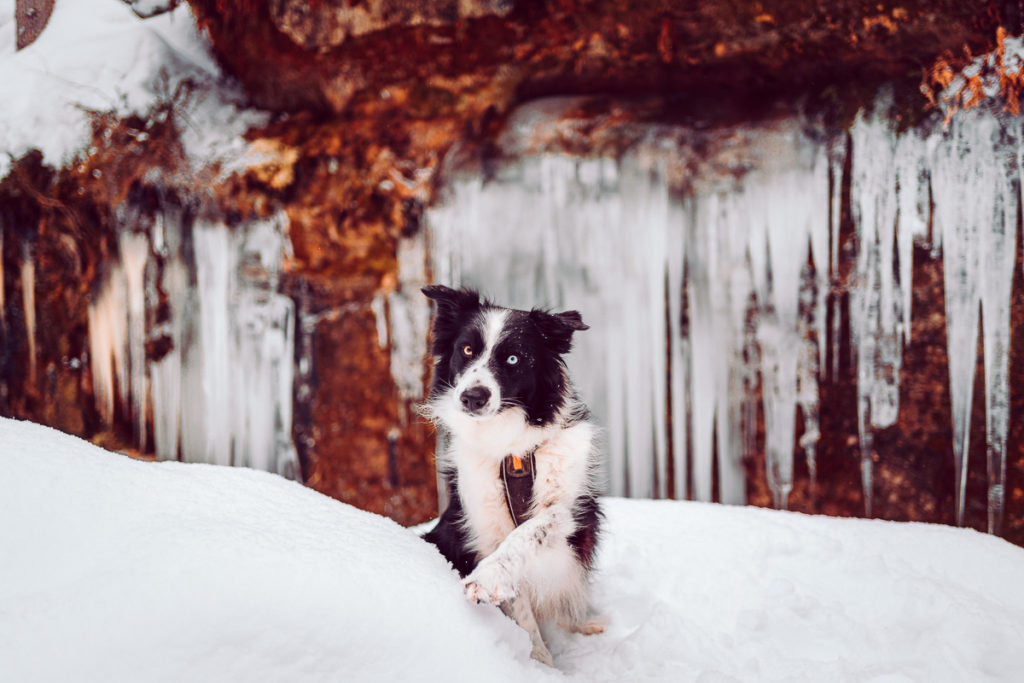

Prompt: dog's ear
[
  {"left": 422, "top": 285, "right": 482, "bottom": 357},
  {"left": 529, "top": 309, "right": 589, "bottom": 355},
  {"left": 422, "top": 285, "right": 482, "bottom": 323}
]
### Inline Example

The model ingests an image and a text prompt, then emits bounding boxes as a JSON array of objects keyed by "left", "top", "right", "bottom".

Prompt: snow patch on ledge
[{"left": 0, "top": 0, "right": 267, "bottom": 178}]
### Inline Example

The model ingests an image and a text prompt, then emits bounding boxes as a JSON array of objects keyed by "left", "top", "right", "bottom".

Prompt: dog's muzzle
[{"left": 459, "top": 385, "right": 491, "bottom": 415}]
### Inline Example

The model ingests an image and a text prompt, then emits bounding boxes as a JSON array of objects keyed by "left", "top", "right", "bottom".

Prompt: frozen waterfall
[
  {"left": 423, "top": 100, "right": 1020, "bottom": 531},
  {"left": 87, "top": 203, "right": 299, "bottom": 479}
]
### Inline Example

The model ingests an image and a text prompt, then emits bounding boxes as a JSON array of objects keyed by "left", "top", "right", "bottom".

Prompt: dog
[{"left": 419, "top": 285, "right": 604, "bottom": 666}]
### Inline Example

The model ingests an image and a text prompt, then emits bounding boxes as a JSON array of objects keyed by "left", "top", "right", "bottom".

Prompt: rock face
[
  {"left": 269, "top": 0, "right": 514, "bottom": 51},
  {"left": 2, "top": 1, "right": 1024, "bottom": 540},
  {"left": 188, "top": 0, "right": 1004, "bottom": 114}
]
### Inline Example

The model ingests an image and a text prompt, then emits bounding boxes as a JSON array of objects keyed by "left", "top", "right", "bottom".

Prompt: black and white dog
[{"left": 419, "top": 285, "right": 603, "bottom": 666}]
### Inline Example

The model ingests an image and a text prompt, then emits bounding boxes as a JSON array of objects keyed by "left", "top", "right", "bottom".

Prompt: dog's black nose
[{"left": 460, "top": 386, "right": 491, "bottom": 413}]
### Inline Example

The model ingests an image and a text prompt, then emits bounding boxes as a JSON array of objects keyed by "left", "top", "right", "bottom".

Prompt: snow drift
[{"left": 2, "top": 416, "right": 1023, "bottom": 682}]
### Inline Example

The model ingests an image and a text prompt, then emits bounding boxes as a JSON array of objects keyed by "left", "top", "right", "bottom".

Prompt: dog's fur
[{"left": 419, "top": 285, "right": 604, "bottom": 666}]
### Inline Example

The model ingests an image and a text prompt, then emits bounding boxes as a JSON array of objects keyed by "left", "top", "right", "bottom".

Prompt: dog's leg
[{"left": 502, "top": 596, "right": 554, "bottom": 666}]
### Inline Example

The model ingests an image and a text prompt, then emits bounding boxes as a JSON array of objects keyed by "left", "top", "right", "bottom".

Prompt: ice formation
[
  {"left": 19, "top": 239, "right": 35, "bottom": 385},
  {"left": 931, "top": 110, "right": 1019, "bottom": 530},
  {"left": 87, "top": 207, "right": 299, "bottom": 479},
  {"left": 430, "top": 155, "right": 676, "bottom": 498},
  {"left": 425, "top": 100, "right": 1020, "bottom": 529},
  {"left": 427, "top": 121, "right": 831, "bottom": 504},
  {"left": 848, "top": 110, "right": 916, "bottom": 515},
  {"left": 387, "top": 228, "right": 432, "bottom": 405}
]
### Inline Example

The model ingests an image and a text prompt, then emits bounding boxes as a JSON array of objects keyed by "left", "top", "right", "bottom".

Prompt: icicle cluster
[
  {"left": 932, "top": 110, "right": 1019, "bottom": 532},
  {"left": 427, "top": 120, "right": 832, "bottom": 503},
  {"left": 424, "top": 101, "right": 1020, "bottom": 532},
  {"left": 87, "top": 208, "right": 299, "bottom": 479}
]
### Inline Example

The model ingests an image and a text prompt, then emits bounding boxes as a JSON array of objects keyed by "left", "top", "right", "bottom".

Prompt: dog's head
[{"left": 422, "top": 285, "right": 588, "bottom": 428}]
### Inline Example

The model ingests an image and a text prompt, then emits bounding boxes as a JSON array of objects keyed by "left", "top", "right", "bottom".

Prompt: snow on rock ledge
[
  {"left": 0, "top": 0, "right": 265, "bottom": 178},
  {"left": 2, "top": 416, "right": 1023, "bottom": 682}
]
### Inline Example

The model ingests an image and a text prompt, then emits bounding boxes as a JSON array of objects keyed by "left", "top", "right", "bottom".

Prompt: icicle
[
  {"left": 894, "top": 130, "right": 930, "bottom": 343},
  {"left": 188, "top": 222, "right": 234, "bottom": 465},
  {"left": 151, "top": 210, "right": 187, "bottom": 462},
  {"left": 88, "top": 263, "right": 123, "bottom": 427},
  {"left": 389, "top": 223, "right": 432, "bottom": 403},
  {"left": 685, "top": 189, "right": 749, "bottom": 504},
  {"left": 829, "top": 139, "right": 846, "bottom": 382},
  {"left": 750, "top": 175, "right": 808, "bottom": 511},
  {"left": 933, "top": 110, "right": 1019, "bottom": 528},
  {"left": 21, "top": 241, "right": 36, "bottom": 385},
  {"left": 803, "top": 145, "right": 831, "bottom": 496},
  {"left": 120, "top": 231, "right": 150, "bottom": 447},
  {"left": 829, "top": 139, "right": 845, "bottom": 278},
  {"left": 980, "top": 119, "right": 1019, "bottom": 535},
  {"left": 798, "top": 257, "right": 821, "bottom": 494},
  {"left": 805, "top": 144, "right": 832, "bottom": 386},
  {"left": 621, "top": 159, "right": 670, "bottom": 499},
  {"left": 685, "top": 193, "right": 723, "bottom": 502},
  {"left": 720, "top": 127, "right": 830, "bottom": 510},
  {"left": 666, "top": 198, "right": 688, "bottom": 499},
  {"left": 231, "top": 217, "right": 298, "bottom": 477},
  {"left": 369, "top": 292, "right": 389, "bottom": 349},
  {"left": 849, "top": 108, "right": 911, "bottom": 515}
]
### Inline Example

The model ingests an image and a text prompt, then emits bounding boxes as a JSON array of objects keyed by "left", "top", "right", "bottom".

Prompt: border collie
[{"left": 419, "top": 285, "right": 604, "bottom": 666}]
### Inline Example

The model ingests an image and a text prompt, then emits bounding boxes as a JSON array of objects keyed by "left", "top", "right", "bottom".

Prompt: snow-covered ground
[{"left": 2, "top": 416, "right": 1023, "bottom": 682}]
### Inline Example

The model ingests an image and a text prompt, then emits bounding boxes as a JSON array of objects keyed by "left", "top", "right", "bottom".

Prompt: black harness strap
[{"left": 501, "top": 447, "right": 538, "bottom": 527}]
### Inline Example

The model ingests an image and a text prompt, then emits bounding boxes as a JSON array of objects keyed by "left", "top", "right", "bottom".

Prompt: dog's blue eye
[{"left": 506, "top": 355, "right": 519, "bottom": 366}]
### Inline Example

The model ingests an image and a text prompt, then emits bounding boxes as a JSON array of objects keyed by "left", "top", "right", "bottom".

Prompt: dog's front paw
[{"left": 462, "top": 558, "right": 517, "bottom": 605}]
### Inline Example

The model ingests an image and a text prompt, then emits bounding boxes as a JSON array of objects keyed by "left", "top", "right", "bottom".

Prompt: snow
[
  {"left": 3, "top": 416, "right": 1024, "bottom": 682},
  {"left": 0, "top": 0, "right": 266, "bottom": 177}
]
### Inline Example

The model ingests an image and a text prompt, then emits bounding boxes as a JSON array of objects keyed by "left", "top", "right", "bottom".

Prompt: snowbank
[
  {"left": 0, "top": 0, "right": 264, "bottom": 178},
  {"left": 2, "top": 416, "right": 1023, "bottom": 682}
]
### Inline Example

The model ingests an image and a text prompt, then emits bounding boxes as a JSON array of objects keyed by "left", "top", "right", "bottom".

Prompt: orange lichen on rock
[
  {"left": 924, "top": 26, "right": 1024, "bottom": 122},
  {"left": 997, "top": 26, "right": 1024, "bottom": 115}
]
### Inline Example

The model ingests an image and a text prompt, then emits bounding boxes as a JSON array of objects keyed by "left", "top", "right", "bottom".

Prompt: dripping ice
[
  {"left": 932, "top": 110, "right": 1019, "bottom": 531},
  {"left": 87, "top": 206, "right": 299, "bottom": 479},
  {"left": 423, "top": 99, "right": 1020, "bottom": 531},
  {"left": 426, "top": 118, "right": 831, "bottom": 505}
]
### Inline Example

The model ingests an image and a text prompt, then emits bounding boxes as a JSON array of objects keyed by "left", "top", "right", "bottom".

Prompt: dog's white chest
[{"left": 454, "top": 451, "right": 517, "bottom": 557}]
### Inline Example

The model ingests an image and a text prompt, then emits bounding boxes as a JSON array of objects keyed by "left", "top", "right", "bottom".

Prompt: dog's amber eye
[{"left": 462, "top": 345, "right": 473, "bottom": 356}]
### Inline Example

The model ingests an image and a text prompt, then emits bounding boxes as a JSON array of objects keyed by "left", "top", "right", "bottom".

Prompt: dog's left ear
[{"left": 529, "top": 309, "right": 589, "bottom": 354}]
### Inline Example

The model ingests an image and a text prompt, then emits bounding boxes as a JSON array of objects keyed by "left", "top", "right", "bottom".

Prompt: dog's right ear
[
  {"left": 422, "top": 285, "right": 482, "bottom": 357},
  {"left": 422, "top": 285, "right": 481, "bottom": 317}
]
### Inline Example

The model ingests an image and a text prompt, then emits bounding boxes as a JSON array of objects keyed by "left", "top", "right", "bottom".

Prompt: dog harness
[{"left": 501, "top": 446, "right": 538, "bottom": 527}]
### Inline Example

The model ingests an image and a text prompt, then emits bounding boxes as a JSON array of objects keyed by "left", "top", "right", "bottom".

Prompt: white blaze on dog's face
[{"left": 450, "top": 308, "right": 509, "bottom": 419}]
